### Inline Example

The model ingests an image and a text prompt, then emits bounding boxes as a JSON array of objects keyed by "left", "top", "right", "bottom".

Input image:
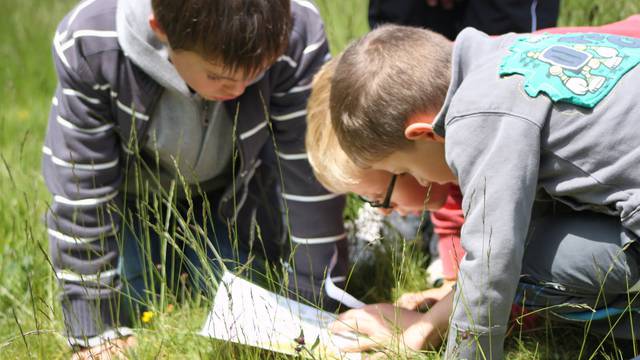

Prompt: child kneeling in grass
[
  {"left": 306, "top": 57, "right": 467, "bottom": 351},
  {"left": 329, "top": 21, "right": 640, "bottom": 359},
  {"left": 44, "top": 0, "right": 348, "bottom": 358}
]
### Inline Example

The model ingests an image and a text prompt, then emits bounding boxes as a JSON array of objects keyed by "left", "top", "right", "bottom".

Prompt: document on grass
[{"left": 200, "top": 272, "right": 362, "bottom": 359}]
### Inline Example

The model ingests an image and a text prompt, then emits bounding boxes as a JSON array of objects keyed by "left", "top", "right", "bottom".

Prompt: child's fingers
[
  {"left": 339, "top": 336, "right": 383, "bottom": 352},
  {"left": 329, "top": 316, "right": 361, "bottom": 334},
  {"left": 364, "top": 352, "right": 391, "bottom": 360},
  {"left": 395, "top": 302, "right": 418, "bottom": 311},
  {"left": 331, "top": 307, "right": 385, "bottom": 333},
  {"left": 395, "top": 294, "right": 420, "bottom": 310},
  {"left": 72, "top": 344, "right": 116, "bottom": 360},
  {"left": 72, "top": 343, "right": 115, "bottom": 360},
  {"left": 396, "top": 291, "right": 438, "bottom": 311},
  {"left": 71, "top": 336, "right": 134, "bottom": 360},
  {"left": 124, "top": 335, "right": 137, "bottom": 347},
  {"left": 334, "top": 307, "right": 372, "bottom": 325}
]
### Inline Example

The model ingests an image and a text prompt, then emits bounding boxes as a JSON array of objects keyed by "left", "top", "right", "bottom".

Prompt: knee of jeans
[
  {"left": 589, "top": 242, "right": 640, "bottom": 294},
  {"left": 524, "top": 214, "right": 640, "bottom": 293},
  {"left": 121, "top": 275, "right": 147, "bottom": 299},
  {"left": 557, "top": 248, "right": 640, "bottom": 294},
  {"left": 118, "top": 251, "right": 159, "bottom": 305},
  {"left": 615, "top": 244, "right": 640, "bottom": 292}
]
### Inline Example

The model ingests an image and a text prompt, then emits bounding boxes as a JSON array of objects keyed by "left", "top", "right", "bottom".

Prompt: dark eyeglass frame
[{"left": 358, "top": 174, "right": 397, "bottom": 209}]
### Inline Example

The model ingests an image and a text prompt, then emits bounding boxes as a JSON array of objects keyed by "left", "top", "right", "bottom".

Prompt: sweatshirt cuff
[
  {"left": 62, "top": 297, "right": 124, "bottom": 344},
  {"left": 444, "top": 323, "right": 505, "bottom": 360}
]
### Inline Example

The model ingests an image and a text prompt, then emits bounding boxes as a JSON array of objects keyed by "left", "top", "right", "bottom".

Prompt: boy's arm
[
  {"left": 404, "top": 290, "right": 454, "bottom": 350},
  {"left": 268, "top": 3, "right": 347, "bottom": 308},
  {"left": 43, "top": 22, "right": 128, "bottom": 346},
  {"left": 443, "top": 114, "right": 541, "bottom": 359},
  {"left": 329, "top": 293, "right": 454, "bottom": 352},
  {"left": 395, "top": 280, "right": 454, "bottom": 310}
]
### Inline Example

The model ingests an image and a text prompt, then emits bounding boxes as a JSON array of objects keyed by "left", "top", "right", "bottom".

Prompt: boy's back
[
  {"left": 329, "top": 25, "right": 640, "bottom": 359},
  {"left": 438, "top": 28, "right": 640, "bottom": 233},
  {"left": 433, "top": 28, "right": 640, "bottom": 358}
]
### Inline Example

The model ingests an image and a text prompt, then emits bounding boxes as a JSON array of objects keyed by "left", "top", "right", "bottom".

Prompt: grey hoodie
[{"left": 433, "top": 28, "right": 640, "bottom": 359}]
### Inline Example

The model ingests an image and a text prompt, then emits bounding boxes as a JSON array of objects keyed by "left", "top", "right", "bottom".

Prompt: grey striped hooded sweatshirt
[{"left": 43, "top": 0, "right": 346, "bottom": 346}]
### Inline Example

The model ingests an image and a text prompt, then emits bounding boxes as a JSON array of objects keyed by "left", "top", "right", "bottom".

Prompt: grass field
[{"left": 1, "top": 0, "right": 640, "bottom": 359}]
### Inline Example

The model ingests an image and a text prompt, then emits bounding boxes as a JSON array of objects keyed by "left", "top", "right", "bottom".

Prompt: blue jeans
[
  {"left": 514, "top": 202, "right": 640, "bottom": 340},
  {"left": 118, "top": 190, "right": 252, "bottom": 320}
]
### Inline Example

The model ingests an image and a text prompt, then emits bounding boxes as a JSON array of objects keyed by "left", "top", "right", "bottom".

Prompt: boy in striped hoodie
[{"left": 43, "top": 0, "right": 348, "bottom": 357}]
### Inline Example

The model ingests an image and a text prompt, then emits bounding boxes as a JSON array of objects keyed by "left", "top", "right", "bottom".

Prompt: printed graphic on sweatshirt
[{"left": 499, "top": 33, "right": 640, "bottom": 108}]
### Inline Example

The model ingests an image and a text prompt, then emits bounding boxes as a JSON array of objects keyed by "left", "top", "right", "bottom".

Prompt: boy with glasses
[
  {"left": 306, "top": 58, "right": 466, "bottom": 344},
  {"left": 329, "top": 21, "right": 640, "bottom": 359}
]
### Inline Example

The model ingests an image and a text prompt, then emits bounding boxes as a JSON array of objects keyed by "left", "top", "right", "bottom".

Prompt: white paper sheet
[{"left": 200, "top": 272, "right": 362, "bottom": 359}]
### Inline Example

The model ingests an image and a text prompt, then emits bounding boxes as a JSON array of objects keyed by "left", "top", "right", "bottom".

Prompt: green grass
[
  {"left": 0, "top": 0, "right": 77, "bottom": 358},
  {"left": 1, "top": 0, "right": 640, "bottom": 359}
]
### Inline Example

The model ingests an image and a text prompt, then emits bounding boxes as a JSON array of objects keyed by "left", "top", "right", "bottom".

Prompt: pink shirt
[{"left": 431, "top": 185, "right": 464, "bottom": 279}]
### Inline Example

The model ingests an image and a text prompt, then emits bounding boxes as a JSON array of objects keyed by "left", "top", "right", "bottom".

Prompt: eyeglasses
[{"left": 358, "top": 174, "right": 397, "bottom": 209}]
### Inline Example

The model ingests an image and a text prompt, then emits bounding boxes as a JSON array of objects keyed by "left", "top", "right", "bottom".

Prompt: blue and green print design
[{"left": 499, "top": 33, "right": 640, "bottom": 108}]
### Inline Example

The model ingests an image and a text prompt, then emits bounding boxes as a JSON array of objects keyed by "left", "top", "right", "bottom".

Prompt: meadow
[{"left": 1, "top": 0, "right": 640, "bottom": 359}]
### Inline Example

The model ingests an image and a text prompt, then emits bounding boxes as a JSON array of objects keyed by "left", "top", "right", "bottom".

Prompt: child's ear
[
  {"left": 404, "top": 123, "right": 443, "bottom": 143},
  {"left": 149, "top": 14, "right": 169, "bottom": 44}
]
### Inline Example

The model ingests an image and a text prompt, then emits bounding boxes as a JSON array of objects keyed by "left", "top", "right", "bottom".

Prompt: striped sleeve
[
  {"left": 269, "top": 2, "right": 347, "bottom": 307},
  {"left": 43, "top": 11, "right": 126, "bottom": 343}
]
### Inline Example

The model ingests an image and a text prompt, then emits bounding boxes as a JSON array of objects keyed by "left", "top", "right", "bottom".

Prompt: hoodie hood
[{"left": 116, "top": 0, "right": 190, "bottom": 96}]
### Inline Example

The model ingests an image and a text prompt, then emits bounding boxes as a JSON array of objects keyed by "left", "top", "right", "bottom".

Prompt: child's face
[
  {"left": 150, "top": 14, "right": 265, "bottom": 101},
  {"left": 370, "top": 140, "right": 456, "bottom": 188},
  {"left": 169, "top": 49, "right": 264, "bottom": 101},
  {"left": 346, "top": 170, "right": 449, "bottom": 215}
]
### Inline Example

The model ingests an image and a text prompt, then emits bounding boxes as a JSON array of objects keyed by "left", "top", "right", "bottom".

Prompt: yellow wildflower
[{"left": 141, "top": 311, "right": 154, "bottom": 323}]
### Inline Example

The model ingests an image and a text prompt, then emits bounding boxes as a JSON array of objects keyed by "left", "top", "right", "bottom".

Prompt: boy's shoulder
[
  {"left": 59, "top": 0, "right": 117, "bottom": 30},
  {"left": 445, "top": 29, "right": 551, "bottom": 125},
  {"left": 54, "top": 0, "right": 120, "bottom": 60},
  {"left": 286, "top": 0, "right": 327, "bottom": 54},
  {"left": 266, "top": 0, "right": 328, "bottom": 90},
  {"left": 449, "top": 28, "right": 640, "bottom": 119}
]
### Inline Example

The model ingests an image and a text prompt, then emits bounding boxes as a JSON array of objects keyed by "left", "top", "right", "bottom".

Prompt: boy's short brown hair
[
  {"left": 306, "top": 57, "right": 366, "bottom": 193},
  {"left": 151, "top": 0, "right": 291, "bottom": 75},
  {"left": 330, "top": 25, "right": 452, "bottom": 167}
]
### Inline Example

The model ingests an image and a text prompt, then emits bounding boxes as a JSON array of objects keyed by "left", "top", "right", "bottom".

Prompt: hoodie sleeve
[
  {"left": 443, "top": 113, "right": 541, "bottom": 359},
  {"left": 43, "top": 13, "right": 131, "bottom": 346},
  {"left": 267, "top": 3, "right": 348, "bottom": 308}
]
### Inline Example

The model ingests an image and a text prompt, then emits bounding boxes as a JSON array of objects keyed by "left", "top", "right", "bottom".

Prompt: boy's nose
[{"left": 226, "top": 81, "right": 251, "bottom": 98}]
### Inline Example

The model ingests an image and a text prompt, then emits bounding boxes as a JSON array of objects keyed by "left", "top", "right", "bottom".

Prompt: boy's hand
[
  {"left": 328, "top": 304, "right": 424, "bottom": 352},
  {"left": 71, "top": 336, "right": 136, "bottom": 360},
  {"left": 395, "top": 279, "right": 455, "bottom": 311},
  {"left": 329, "top": 293, "right": 455, "bottom": 355}
]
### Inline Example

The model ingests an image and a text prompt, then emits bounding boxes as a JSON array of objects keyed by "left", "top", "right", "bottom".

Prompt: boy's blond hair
[
  {"left": 306, "top": 57, "right": 366, "bottom": 193},
  {"left": 330, "top": 25, "right": 452, "bottom": 167}
]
